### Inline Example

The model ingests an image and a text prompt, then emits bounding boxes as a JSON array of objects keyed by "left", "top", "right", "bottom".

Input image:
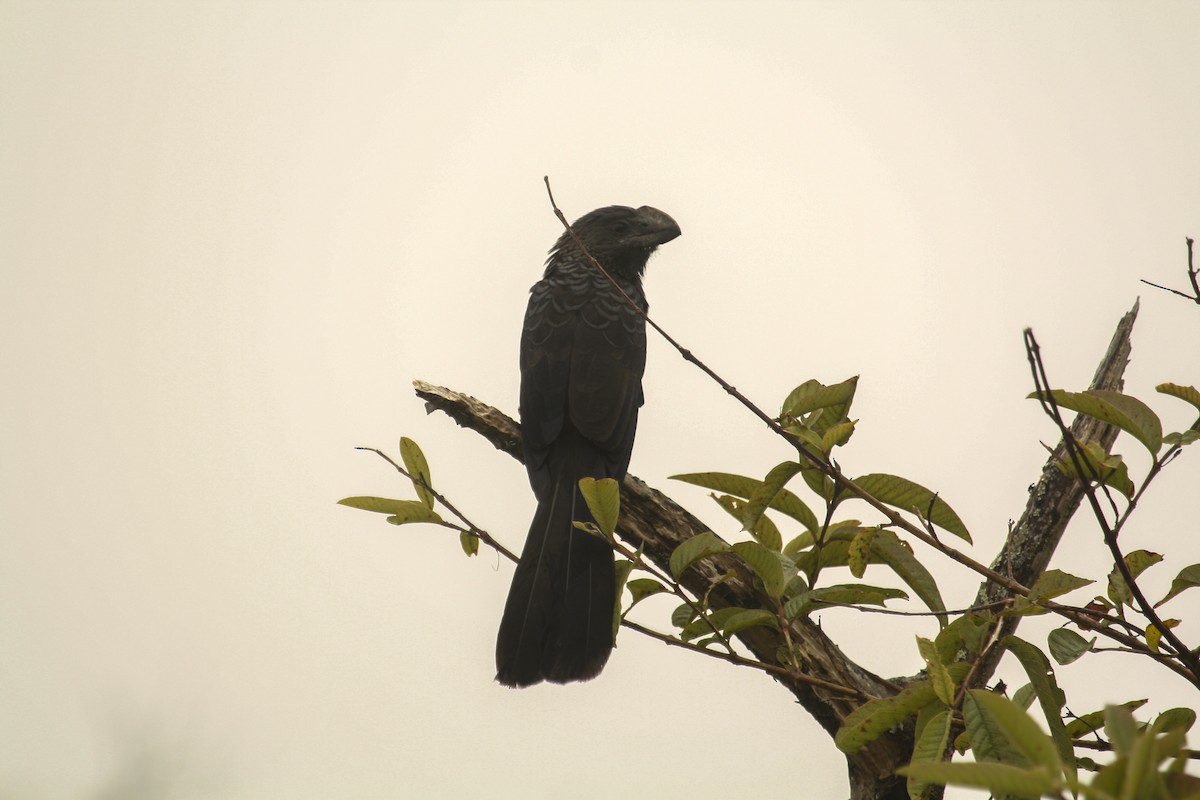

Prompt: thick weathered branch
[
  {"left": 413, "top": 380, "right": 912, "bottom": 800},
  {"left": 413, "top": 304, "right": 1139, "bottom": 800}
]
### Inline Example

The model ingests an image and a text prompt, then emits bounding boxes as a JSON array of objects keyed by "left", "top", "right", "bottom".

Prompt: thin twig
[
  {"left": 833, "top": 599, "right": 1013, "bottom": 618},
  {"left": 357, "top": 446, "right": 516, "bottom": 561},
  {"left": 604, "top": 533, "right": 736, "bottom": 655},
  {"left": 1190, "top": 236, "right": 1199, "bottom": 299},
  {"left": 542, "top": 177, "right": 1033, "bottom": 600},
  {"left": 1073, "top": 739, "right": 1200, "bottom": 760},
  {"left": 1138, "top": 236, "right": 1200, "bottom": 304},
  {"left": 1022, "top": 334, "right": 1200, "bottom": 684},
  {"left": 358, "top": 447, "right": 763, "bottom": 672},
  {"left": 620, "top": 618, "right": 866, "bottom": 698}
]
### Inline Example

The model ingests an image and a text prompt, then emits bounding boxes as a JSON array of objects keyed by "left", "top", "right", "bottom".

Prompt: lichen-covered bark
[{"left": 969, "top": 302, "right": 1137, "bottom": 687}]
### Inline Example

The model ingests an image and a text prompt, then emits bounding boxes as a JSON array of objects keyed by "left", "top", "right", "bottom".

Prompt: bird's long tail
[{"left": 495, "top": 473, "right": 616, "bottom": 687}]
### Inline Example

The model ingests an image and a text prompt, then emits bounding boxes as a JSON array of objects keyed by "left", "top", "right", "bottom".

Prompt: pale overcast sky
[{"left": 3, "top": 2, "right": 1199, "bottom": 798}]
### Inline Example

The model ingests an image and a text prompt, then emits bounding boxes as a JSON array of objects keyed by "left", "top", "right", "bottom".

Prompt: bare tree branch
[
  {"left": 413, "top": 379, "right": 913, "bottom": 800},
  {"left": 542, "top": 178, "right": 1034, "bottom": 602},
  {"left": 411, "top": 298, "right": 1166, "bottom": 797}
]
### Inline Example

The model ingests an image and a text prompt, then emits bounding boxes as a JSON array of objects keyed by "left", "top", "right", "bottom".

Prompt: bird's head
[{"left": 549, "top": 205, "right": 681, "bottom": 278}]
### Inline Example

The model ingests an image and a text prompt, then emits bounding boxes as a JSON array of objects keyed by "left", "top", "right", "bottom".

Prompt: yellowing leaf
[
  {"left": 578, "top": 477, "right": 620, "bottom": 536},
  {"left": 338, "top": 496, "right": 443, "bottom": 525},
  {"left": 1146, "top": 618, "right": 1180, "bottom": 652},
  {"left": 399, "top": 437, "right": 435, "bottom": 510}
]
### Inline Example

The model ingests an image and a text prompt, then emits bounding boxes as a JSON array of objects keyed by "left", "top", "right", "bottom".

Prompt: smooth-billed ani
[{"left": 495, "top": 205, "right": 681, "bottom": 687}]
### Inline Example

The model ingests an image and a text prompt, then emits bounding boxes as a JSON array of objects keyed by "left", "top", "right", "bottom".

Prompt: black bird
[{"left": 496, "top": 205, "right": 681, "bottom": 687}]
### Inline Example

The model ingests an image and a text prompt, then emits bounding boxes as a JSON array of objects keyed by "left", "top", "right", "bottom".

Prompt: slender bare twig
[
  {"left": 356, "top": 446, "right": 515, "bottom": 561},
  {"left": 355, "top": 446, "right": 861, "bottom": 687},
  {"left": 1023, "top": 333, "right": 1200, "bottom": 684},
  {"left": 603, "top": 531, "right": 736, "bottom": 655},
  {"left": 545, "top": 181, "right": 1192, "bottom": 683},
  {"left": 542, "top": 177, "right": 1033, "bottom": 599},
  {"left": 620, "top": 618, "right": 867, "bottom": 697},
  {"left": 1139, "top": 236, "right": 1200, "bottom": 304},
  {"left": 1073, "top": 738, "right": 1200, "bottom": 760},
  {"left": 832, "top": 599, "right": 1013, "bottom": 618}
]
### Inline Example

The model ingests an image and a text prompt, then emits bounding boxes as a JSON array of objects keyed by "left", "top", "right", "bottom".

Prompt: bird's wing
[
  {"left": 519, "top": 270, "right": 645, "bottom": 488},
  {"left": 567, "top": 282, "right": 645, "bottom": 464}
]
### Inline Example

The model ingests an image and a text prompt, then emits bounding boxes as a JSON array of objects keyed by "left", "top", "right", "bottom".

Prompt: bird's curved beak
[{"left": 632, "top": 206, "right": 682, "bottom": 247}]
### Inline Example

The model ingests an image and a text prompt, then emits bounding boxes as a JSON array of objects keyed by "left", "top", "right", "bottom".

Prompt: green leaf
[
  {"left": 1105, "top": 704, "right": 1138, "bottom": 757},
  {"left": 338, "top": 496, "right": 444, "bottom": 525},
  {"left": 847, "top": 527, "right": 872, "bottom": 579},
  {"left": 1031, "top": 388, "right": 1163, "bottom": 454},
  {"left": 750, "top": 512, "right": 783, "bottom": 553},
  {"left": 679, "top": 607, "right": 744, "bottom": 642},
  {"left": 1048, "top": 439, "right": 1135, "bottom": 499},
  {"left": 742, "top": 460, "right": 803, "bottom": 532},
  {"left": 836, "top": 680, "right": 938, "bottom": 754},
  {"left": 731, "top": 541, "right": 788, "bottom": 599},
  {"left": 852, "top": 473, "right": 971, "bottom": 543},
  {"left": 916, "top": 636, "right": 956, "bottom": 706},
  {"left": 1001, "top": 636, "right": 1073, "bottom": 783},
  {"left": 897, "top": 762, "right": 1060, "bottom": 797},
  {"left": 800, "top": 466, "right": 835, "bottom": 502},
  {"left": 870, "top": 529, "right": 948, "bottom": 626},
  {"left": 1046, "top": 628, "right": 1095, "bottom": 665},
  {"left": 458, "top": 531, "right": 479, "bottom": 556},
  {"left": 906, "top": 709, "right": 952, "bottom": 800},
  {"left": 1156, "top": 563, "right": 1200, "bottom": 607},
  {"left": 780, "top": 376, "right": 859, "bottom": 429},
  {"left": 399, "top": 437, "right": 435, "bottom": 510},
  {"left": 671, "top": 602, "right": 698, "bottom": 629},
  {"left": 1155, "top": 707, "right": 1196, "bottom": 733},
  {"left": 835, "top": 663, "right": 970, "bottom": 753},
  {"left": 1156, "top": 382, "right": 1200, "bottom": 413},
  {"left": 1065, "top": 699, "right": 1146, "bottom": 739},
  {"left": 966, "top": 689, "right": 1061, "bottom": 773},
  {"left": 1028, "top": 569, "right": 1094, "bottom": 603},
  {"left": 934, "top": 612, "right": 991, "bottom": 663},
  {"left": 790, "top": 526, "right": 885, "bottom": 581},
  {"left": 612, "top": 559, "right": 635, "bottom": 641},
  {"left": 1163, "top": 429, "right": 1200, "bottom": 447},
  {"left": 710, "top": 494, "right": 783, "bottom": 552},
  {"left": 719, "top": 608, "right": 779, "bottom": 636},
  {"left": 784, "top": 584, "right": 908, "bottom": 619},
  {"left": 1124, "top": 548, "right": 1162, "bottom": 577},
  {"left": 1125, "top": 716, "right": 1180, "bottom": 800},
  {"left": 1107, "top": 549, "right": 1163, "bottom": 607},
  {"left": 1012, "top": 683, "right": 1036, "bottom": 710},
  {"left": 711, "top": 493, "right": 748, "bottom": 526},
  {"left": 671, "top": 472, "right": 819, "bottom": 533},
  {"left": 669, "top": 531, "right": 730, "bottom": 578},
  {"left": 785, "top": 423, "right": 826, "bottom": 454},
  {"left": 578, "top": 477, "right": 620, "bottom": 537},
  {"left": 626, "top": 578, "right": 668, "bottom": 607},
  {"left": 821, "top": 419, "right": 857, "bottom": 452}
]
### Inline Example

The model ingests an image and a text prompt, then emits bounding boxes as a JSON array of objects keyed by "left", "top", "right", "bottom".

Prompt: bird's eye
[{"left": 612, "top": 221, "right": 630, "bottom": 233}]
